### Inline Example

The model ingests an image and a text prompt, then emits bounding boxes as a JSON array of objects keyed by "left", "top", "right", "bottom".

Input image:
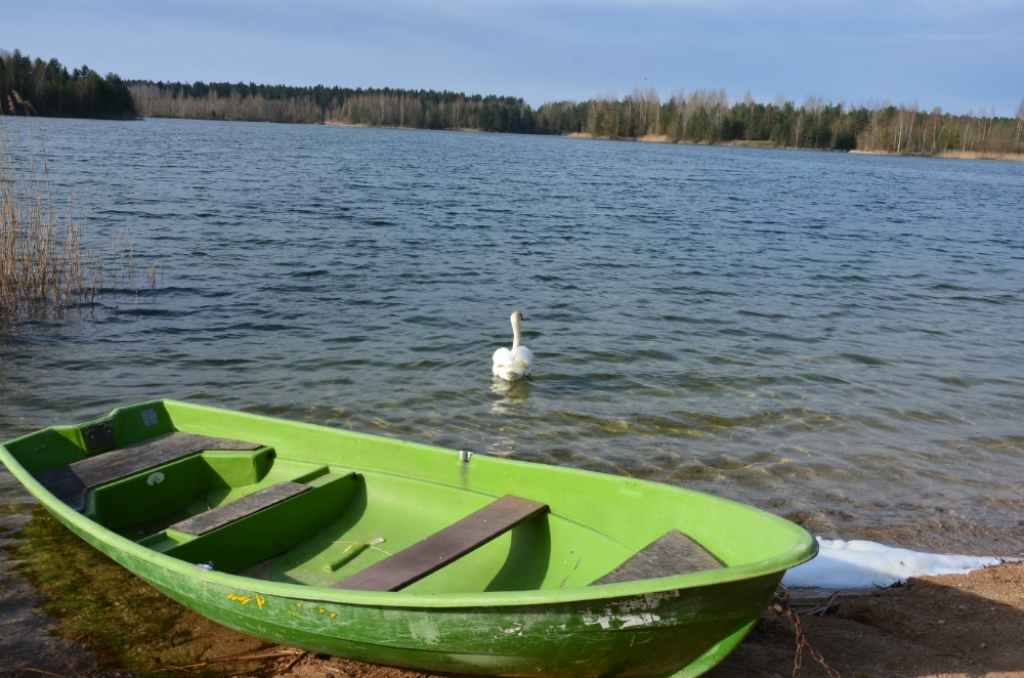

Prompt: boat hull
[
  {"left": 63, "top": 513, "right": 776, "bottom": 677},
  {"left": 2, "top": 400, "right": 816, "bottom": 677}
]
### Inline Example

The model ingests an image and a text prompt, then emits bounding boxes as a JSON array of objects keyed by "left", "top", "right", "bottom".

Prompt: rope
[{"left": 769, "top": 586, "right": 843, "bottom": 678}]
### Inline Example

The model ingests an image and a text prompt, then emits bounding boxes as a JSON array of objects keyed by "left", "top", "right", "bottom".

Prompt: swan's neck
[{"left": 511, "top": 317, "right": 521, "bottom": 349}]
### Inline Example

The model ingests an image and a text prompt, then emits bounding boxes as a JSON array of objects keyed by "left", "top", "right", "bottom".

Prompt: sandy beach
[{"left": 848, "top": 149, "right": 1024, "bottom": 161}]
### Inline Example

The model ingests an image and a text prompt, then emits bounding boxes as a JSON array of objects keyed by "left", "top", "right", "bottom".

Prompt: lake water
[{"left": 1, "top": 117, "right": 1022, "bottom": 557}]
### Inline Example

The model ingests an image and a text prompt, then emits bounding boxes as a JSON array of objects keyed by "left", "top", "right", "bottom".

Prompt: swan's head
[{"left": 511, "top": 310, "right": 525, "bottom": 324}]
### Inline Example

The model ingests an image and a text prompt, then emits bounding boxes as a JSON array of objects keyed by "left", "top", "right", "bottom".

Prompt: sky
[{"left": 2, "top": 0, "right": 1022, "bottom": 115}]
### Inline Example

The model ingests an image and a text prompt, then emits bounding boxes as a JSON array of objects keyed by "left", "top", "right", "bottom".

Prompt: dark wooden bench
[
  {"left": 36, "top": 432, "right": 262, "bottom": 511},
  {"left": 332, "top": 494, "right": 548, "bottom": 592},
  {"left": 590, "top": 530, "right": 723, "bottom": 585},
  {"left": 170, "top": 481, "right": 311, "bottom": 536}
]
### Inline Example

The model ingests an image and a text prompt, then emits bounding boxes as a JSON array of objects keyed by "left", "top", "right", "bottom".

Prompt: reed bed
[{"left": 1, "top": 94, "right": 143, "bottom": 321}]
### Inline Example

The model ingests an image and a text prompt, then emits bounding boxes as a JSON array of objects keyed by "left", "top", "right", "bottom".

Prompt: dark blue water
[{"left": 2, "top": 117, "right": 1023, "bottom": 553}]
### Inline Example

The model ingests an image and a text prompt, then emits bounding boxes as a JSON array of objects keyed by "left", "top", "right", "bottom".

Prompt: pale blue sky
[{"left": 3, "top": 0, "right": 1022, "bottom": 114}]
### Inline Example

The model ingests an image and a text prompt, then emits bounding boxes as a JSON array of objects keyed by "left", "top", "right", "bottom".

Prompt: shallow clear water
[{"left": 1, "top": 117, "right": 1022, "bottom": 554}]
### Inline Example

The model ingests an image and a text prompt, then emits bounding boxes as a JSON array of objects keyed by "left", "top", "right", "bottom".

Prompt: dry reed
[{"left": 0, "top": 94, "right": 143, "bottom": 321}]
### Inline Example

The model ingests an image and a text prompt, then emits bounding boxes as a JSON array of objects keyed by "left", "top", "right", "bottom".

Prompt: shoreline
[
  {"left": 851, "top": 148, "right": 1024, "bottom": 162},
  {"left": 8, "top": 563, "right": 1023, "bottom": 677},
  {"left": 4, "top": 505, "right": 1023, "bottom": 678},
  {"left": 537, "top": 132, "right": 1024, "bottom": 161},
  {"left": 330, "top": 122, "right": 1024, "bottom": 160},
  {"left": 131, "top": 115, "right": 1024, "bottom": 162},
  {"left": 569, "top": 130, "right": 1024, "bottom": 160},
  {"left": 324, "top": 120, "right": 487, "bottom": 133}
]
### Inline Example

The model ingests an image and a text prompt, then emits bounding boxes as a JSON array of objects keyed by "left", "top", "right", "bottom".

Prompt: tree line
[
  {"left": 534, "top": 88, "right": 1024, "bottom": 155},
  {"left": 128, "top": 80, "right": 535, "bottom": 132},
  {"left": 127, "top": 79, "right": 1024, "bottom": 156},
  {"left": 1, "top": 49, "right": 136, "bottom": 119},
  {"left": 4, "top": 47, "right": 1023, "bottom": 156}
]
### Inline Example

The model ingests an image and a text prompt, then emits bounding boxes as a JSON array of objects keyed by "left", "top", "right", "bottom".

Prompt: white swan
[{"left": 492, "top": 310, "right": 533, "bottom": 381}]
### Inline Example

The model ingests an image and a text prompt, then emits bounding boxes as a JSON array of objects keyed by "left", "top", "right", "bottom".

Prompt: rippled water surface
[{"left": 1, "top": 118, "right": 1022, "bottom": 553}]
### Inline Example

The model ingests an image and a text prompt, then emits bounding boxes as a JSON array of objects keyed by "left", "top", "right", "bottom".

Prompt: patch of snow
[{"left": 782, "top": 538, "right": 1007, "bottom": 589}]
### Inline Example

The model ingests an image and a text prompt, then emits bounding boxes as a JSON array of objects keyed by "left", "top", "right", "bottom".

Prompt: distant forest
[
  {"left": 130, "top": 81, "right": 1024, "bottom": 156},
  {"left": 4, "top": 48, "right": 1024, "bottom": 157},
  {"left": 0, "top": 50, "right": 136, "bottom": 119},
  {"left": 128, "top": 81, "right": 536, "bottom": 133}
]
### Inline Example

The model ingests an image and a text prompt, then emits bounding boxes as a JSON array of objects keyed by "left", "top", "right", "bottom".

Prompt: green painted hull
[{"left": 1, "top": 400, "right": 817, "bottom": 677}]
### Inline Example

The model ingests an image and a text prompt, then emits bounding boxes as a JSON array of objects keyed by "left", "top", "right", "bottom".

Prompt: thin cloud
[{"left": 2, "top": 0, "right": 1021, "bottom": 114}]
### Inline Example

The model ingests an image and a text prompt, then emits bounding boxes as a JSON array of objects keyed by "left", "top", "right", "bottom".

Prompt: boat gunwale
[{"left": 0, "top": 400, "right": 818, "bottom": 610}]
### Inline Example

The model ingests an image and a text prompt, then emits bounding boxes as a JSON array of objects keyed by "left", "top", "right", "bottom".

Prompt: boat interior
[{"left": 7, "top": 404, "right": 742, "bottom": 595}]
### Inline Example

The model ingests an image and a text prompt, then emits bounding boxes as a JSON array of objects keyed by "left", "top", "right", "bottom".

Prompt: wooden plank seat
[
  {"left": 590, "top": 530, "right": 723, "bottom": 585},
  {"left": 170, "top": 481, "right": 311, "bottom": 536},
  {"left": 37, "top": 432, "right": 262, "bottom": 511},
  {"left": 332, "top": 494, "right": 548, "bottom": 592}
]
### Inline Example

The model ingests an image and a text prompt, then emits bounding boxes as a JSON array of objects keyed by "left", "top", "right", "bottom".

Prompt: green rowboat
[{"left": 0, "top": 400, "right": 816, "bottom": 677}]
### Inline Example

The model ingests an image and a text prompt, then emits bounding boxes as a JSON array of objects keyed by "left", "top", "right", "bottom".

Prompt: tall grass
[{"left": 1, "top": 94, "right": 140, "bottom": 321}]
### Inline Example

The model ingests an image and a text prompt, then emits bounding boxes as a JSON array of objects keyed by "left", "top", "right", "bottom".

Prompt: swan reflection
[{"left": 491, "top": 377, "right": 531, "bottom": 411}]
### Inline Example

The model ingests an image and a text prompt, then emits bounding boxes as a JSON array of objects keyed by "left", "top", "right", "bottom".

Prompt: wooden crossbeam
[
  {"left": 170, "top": 481, "right": 311, "bottom": 536},
  {"left": 332, "top": 495, "right": 548, "bottom": 592},
  {"left": 590, "top": 530, "right": 723, "bottom": 585},
  {"left": 37, "top": 432, "right": 262, "bottom": 511}
]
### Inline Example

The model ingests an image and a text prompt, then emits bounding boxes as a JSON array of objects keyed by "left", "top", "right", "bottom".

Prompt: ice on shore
[{"left": 782, "top": 538, "right": 1007, "bottom": 589}]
